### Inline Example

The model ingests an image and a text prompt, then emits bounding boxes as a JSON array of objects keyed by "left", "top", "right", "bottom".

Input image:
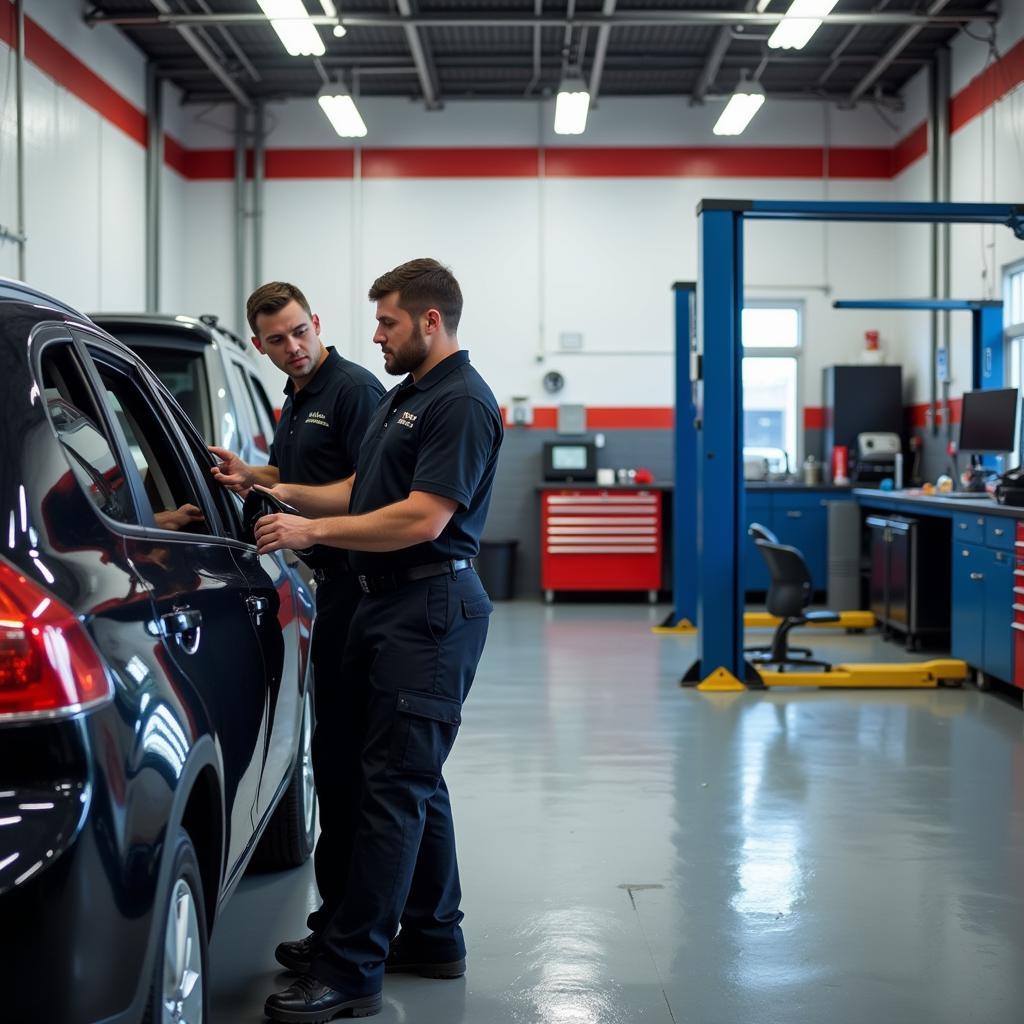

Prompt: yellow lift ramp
[
  {"left": 695, "top": 659, "right": 970, "bottom": 691},
  {"left": 653, "top": 609, "right": 876, "bottom": 635}
]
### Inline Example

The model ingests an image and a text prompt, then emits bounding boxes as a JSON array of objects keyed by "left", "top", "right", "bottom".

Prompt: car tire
[
  {"left": 143, "top": 828, "right": 209, "bottom": 1024},
  {"left": 250, "top": 691, "right": 316, "bottom": 872}
]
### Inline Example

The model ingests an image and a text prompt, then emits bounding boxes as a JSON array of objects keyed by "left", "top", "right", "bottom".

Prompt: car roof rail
[
  {"left": 201, "top": 314, "right": 249, "bottom": 353},
  {"left": 0, "top": 277, "right": 85, "bottom": 318}
]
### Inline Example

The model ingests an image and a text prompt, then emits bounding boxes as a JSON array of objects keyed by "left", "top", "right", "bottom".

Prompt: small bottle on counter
[{"left": 894, "top": 451, "right": 903, "bottom": 490}]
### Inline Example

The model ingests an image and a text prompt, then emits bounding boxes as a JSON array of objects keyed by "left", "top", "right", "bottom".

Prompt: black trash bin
[{"left": 475, "top": 539, "right": 518, "bottom": 600}]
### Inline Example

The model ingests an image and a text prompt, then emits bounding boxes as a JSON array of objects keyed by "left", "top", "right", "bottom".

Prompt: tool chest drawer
[{"left": 541, "top": 489, "right": 662, "bottom": 595}]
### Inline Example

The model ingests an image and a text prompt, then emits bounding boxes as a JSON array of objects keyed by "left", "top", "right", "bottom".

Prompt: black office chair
[
  {"left": 744, "top": 521, "right": 813, "bottom": 660},
  {"left": 751, "top": 539, "right": 840, "bottom": 671}
]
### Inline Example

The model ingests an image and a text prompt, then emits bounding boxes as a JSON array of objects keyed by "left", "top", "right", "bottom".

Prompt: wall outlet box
[
  {"left": 507, "top": 396, "right": 533, "bottom": 426},
  {"left": 558, "top": 331, "right": 583, "bottom": 351},
  {"left": 557, "top": 403, "right": 587, "bottom": 435}
]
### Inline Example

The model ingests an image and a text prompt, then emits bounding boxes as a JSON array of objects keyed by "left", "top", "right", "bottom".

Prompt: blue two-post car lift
[{"left": 676, "top": 200, "right": 1024, "bottom": 691}]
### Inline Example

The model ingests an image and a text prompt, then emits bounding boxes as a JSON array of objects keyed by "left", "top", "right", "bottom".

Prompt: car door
[
  {"left": 74, "top": 331, "right": 273, "bottom": 871},
  {"left": 158, "top": 387, "right": 313, "bottom": 822}
]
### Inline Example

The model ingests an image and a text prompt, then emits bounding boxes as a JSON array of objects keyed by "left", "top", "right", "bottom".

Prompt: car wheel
[
  {"left": 250, "top": 691, "right": 316, "bottom": 872},
  {"left": 143, "top": 828, "right": 209, "bottom": 1024}
]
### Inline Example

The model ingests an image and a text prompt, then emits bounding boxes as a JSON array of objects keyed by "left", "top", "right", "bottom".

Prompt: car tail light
[{"left": 0, "top": 560, "right": 112, "bottom": 722}]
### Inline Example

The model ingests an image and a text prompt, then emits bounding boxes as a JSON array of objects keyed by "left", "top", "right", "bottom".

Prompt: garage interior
[{"left": 2, "top": 2, "right": 1024, "bottom": 1023}]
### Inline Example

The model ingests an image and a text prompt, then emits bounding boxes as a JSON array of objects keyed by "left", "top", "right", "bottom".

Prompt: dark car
[
  {"left": 0, "top": 280, "right": 316, "bottom": 1023},
  {"left": 90, "top": 312, "right": 281, "bottom": 469}
]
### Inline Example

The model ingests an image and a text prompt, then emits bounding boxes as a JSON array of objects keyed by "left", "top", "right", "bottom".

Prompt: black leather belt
[
  {"left": 357, "top": 558, "right": 475, "bottom": 595},
  {"left": 312, "top": 566, "right": 350, "bottom": 584}
]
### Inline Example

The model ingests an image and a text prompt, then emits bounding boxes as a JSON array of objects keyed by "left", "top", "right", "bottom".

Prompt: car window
[
  {"left": 248, "top": 372, "right": 277, "bottom": 439},
  {"left": 229, "top": 361, "right": 269, "bottom": 453},
  {"left": 129, "top": 345, "right": 213, "bottom": 443},
  {"left": 38, "top": 342, "right": 139, "bottom": 525},
  {"left": 163, "top": 402, "right": 246, "bottom": 543},
  {"left": 87, "top": 352, "right": 215, "bottom": 538}
]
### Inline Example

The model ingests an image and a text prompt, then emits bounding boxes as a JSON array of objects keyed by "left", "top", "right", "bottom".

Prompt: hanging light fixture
[
  {"left": 554, "top": 72, "right": 590, "bottom": 136},
  {"left": 259, "top": 0, "right": 326, "bottom": 57},
  {"left": 319, "top": 0, "right": 347, "bottom": 37},
  {"left": 318, "top": 81, "right": 367, "bottom": 138},
  {"left": 767, "top": 0, "right": 839, "bottom": 51},
  {"left": 712, "top": 73, "right": 765, "bottom": 136}
]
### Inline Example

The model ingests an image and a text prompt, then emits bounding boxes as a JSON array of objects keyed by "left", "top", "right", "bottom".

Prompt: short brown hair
[
  {"left": 246, "top": 281, "right": 312, "bottom": 336},
  {"left": 368, "top": 258, "right": 463, "bottom": 332}
]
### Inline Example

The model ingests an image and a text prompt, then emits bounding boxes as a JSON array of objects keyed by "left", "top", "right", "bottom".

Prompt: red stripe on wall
[
  {"left": 906, "top": 399, "right": 963, "bottom": 428},
  {"left": 163, "top": 133, "right": 189, "bottom": 177},
  {"left": 0, "top": 10, "right": 147, "bottom": 147},
  {"left": 587, "top": 407, "right": 674, "bottom": 429},
  {"left": 177, "top": 149, "right": 238, "bottom": 180},
  {"left": 266, "top": 148, "right": 355, "bottom": 178},
  {"left": 951, "top": 36, "right": 1024, "bottom": 134},
  {"left": 890, "top": 122, "right": 929, "bottom": 177},
  {"left": 363, "top": 147, "right": 539, "bottom": 178}
]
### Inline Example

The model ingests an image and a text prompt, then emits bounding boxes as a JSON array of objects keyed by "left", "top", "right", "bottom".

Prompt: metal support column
[
  {"left": 975, "top": 303, "right": 1004, "bottom": 391},
  {"left": 234, "top": 105, "right": 248, "bottom": 334},
  {"left": 684, "top": 205, "right": 747, "bottom": 687},
  {"left": 15, "top": 0, "right": 26, "bottom": 280},
  {"left": 671, "top": 282, "right": 697, "bottom": 630},
  {"left": 252, "top": 102, "right": 266, "bottom": 294},
  {"left": 145, "top": 63, "right": 163, "bottom": 312}
]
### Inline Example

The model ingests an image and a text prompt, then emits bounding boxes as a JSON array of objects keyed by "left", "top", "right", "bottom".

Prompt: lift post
[{"left": 685, "top": 200, "right": 1024, "bottom": 689}]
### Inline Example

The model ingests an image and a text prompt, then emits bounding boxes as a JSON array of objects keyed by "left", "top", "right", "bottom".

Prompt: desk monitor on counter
[
  {"left": 958, "top": 387, "right": 1019, "bottom": 453},
  {"left": 543, "top": 441, "right": 597, "bottom": 482}
]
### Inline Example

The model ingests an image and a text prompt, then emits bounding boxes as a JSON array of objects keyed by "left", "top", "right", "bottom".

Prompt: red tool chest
[
  {"left": 540, "top": 489, "right": 662, "bottom": 599},
  {"left": 1015, "top": 521, "right": 1024, "bottom": 689}
]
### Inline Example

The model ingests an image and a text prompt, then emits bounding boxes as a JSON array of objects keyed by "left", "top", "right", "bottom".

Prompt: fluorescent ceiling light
[
  {"left": 318, "top": 85, "right": 367, "bottom": 137},
  {"left": 713, "top": 77, "right": 765, "bottom": 136},
  {"left": 554, "top": 75, "right": 590, "bottom": 136},
  {"left": 767, "top": 0, "right": 838, "bottom": 50},
  {"left": 259, "top": 0, "right": 326, "bottom": 57},
  {"left": 319, "top": 0, "right": 337, "bottom": 14}
]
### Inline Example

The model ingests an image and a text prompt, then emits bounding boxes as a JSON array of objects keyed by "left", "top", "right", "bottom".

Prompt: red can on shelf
[{"left": 831, "top": 444, "right": 849, "bottom": 483}]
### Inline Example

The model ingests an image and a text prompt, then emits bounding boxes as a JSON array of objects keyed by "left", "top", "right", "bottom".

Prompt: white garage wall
[
  {"left": 889, "top": 7, "right": 1024, "bottom": 407},
  {"left": 171, "top": 92, "right": 901, "bottom": 408},
  {"left": 0, "top": 0, "right": 153, "bottom": 311}
]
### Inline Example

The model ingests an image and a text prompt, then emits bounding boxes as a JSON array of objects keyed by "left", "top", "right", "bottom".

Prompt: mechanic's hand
[
  {"left": 253, "top": 482, "right": 294, "bottom": 505},
  {"left": 153, "top": 504, "right": 205, "bottom": 531},
  {"left": 255, "top": 513, "right": 316, "bottom": 556},
  {"left": 209, "top": 446, "right": 254, "bottom": 493}
]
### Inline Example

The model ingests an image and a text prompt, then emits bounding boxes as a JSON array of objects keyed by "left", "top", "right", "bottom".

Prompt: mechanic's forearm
[
  {"left": 308, "top": 498, "right": 444, "bottom": 552},
  {"left": 251, "top": 464, "right": 281, "bottom": 488},
  {"left": 276, "top": 477, "right": 353, "bottom": 517}
]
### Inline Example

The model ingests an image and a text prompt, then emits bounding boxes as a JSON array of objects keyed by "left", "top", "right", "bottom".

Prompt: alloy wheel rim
[
  {"left": 162, "top": 878, "right": 203, "bottom": 1024},
  {"left": 301, "top": 696, "right": 315, "bottom": 838}
]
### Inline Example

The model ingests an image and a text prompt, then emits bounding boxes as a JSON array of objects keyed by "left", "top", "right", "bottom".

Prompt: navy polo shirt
[
  {"left": 270, "top": 347, "right": 384, "bottom": 485},
  {"left": 348, "top": 350, "right": 503, "bottom": 575},
  {"left": 270, "top": 347, "right": 385, "bottom": 570}
]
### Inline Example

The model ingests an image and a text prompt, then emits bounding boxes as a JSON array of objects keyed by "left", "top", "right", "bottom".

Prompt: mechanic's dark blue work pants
[
  {"left": 312, "top": 568, "right": 492, "bottom": 996},
  {"left": 307, "top": 572, "right": 365, "bottom": 936}
]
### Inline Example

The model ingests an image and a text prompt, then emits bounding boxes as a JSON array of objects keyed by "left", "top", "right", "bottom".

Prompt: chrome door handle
[
  {"left": 160, "top": 608, "right": 202, "bottom": 655},
  {"left": 969, "top": 572, "right": 984, "bottom": 581},
  {"left": 246, "top": 596, "right": 270, "bottom": 625},
  {"left": 785, "top": 510, "right": 802, "bottom": 518}
]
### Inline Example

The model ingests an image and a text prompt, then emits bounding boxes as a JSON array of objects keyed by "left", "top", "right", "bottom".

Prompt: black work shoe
[
  {"left": 275, "top": 934, "right": 315, "bottom": 975},
  {"left": 264, "top": 975, "right": 381, "bottom": 1022},
  {"left": 385, "top": 937, "right": 466, "bottom": 979}
]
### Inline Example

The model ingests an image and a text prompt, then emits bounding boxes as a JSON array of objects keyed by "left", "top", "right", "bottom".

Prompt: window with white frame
[
  {"left": 1005, "top": 261, "right": 1024, "bottom": 465},
  {"left": 742, "top": 302, "right": 802, "bottom": 475}
]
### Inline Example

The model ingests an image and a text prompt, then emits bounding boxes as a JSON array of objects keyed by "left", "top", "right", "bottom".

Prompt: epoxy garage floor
[{"left": 210, "top": 602, "right": 1024, "bottom": 1024}]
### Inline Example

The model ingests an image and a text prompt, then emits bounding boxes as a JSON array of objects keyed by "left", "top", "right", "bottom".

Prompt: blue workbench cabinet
[
  {"left": 951, "top": 534, "right": 1015, "bottom": 683},
  {"left": 744, "top": 488, "right": 853, "bottom": 594}
]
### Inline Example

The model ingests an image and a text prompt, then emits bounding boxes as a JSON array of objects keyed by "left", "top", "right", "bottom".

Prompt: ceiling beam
[
  {"left": 395, "top": 0, "right": 441, "bottom": 109},
  {"left": 692, "top": 0, "right": 758, "bottom": 104},
  {"left": 848, "top": 0, "right": 952, "bottom": 102},
  {"left": 147, "top": 0, "right": 250, "bottom": 106},
  {"left": 86, "top": 8, "right": 996, "bottom": 30},
  {"left": 817, "top": 0, "right": 891, "bottom": 88},
  {"left": 588, "top": 0, "right": 617, "bottom": 102}
]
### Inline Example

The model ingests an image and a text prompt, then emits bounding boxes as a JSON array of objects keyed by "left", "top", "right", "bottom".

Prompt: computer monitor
[
  {"left": 958, "top": 387, "right": 1019, "bottom": 453},
  {"left": 542, "top": 441, "right": 597, "bottom": 482}
]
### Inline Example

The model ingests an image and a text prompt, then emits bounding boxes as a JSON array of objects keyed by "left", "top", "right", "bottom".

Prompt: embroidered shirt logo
[
  {"left": 305, "top": 411, "right": 330, "bottom": 428},
  {"left": 397, "top": 411, "right": 418, "bottom": 429}
]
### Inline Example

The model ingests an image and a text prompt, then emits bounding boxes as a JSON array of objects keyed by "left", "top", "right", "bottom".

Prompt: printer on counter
[{"left": 852, "top": 432, "right": 901, "bottom": 485}]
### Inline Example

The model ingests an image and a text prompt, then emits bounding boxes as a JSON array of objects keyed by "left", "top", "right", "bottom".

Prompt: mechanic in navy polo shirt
[
  {"left": 206, "top": 281, "right": 384, "bottom": 953},
  {"left": 254, "top": 259, "right": 503, "bottom": 1022}
]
